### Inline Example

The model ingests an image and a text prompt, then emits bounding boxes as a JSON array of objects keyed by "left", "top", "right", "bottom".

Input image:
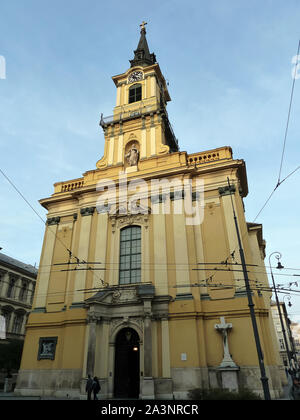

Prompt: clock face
[{"left": 128, "top": 71, "right": 143, "bottom": 83}]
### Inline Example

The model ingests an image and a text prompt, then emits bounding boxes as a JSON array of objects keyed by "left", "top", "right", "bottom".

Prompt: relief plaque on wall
[{"left": 37, "top": 337, "right": 58, "bottom": 360}]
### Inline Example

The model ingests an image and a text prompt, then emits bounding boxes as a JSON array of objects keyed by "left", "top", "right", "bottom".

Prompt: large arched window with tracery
[{"left": 119, "top": 226, "right": 141, "bottom": 284}]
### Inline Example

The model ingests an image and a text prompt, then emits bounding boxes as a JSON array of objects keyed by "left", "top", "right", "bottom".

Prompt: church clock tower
[{"left": 97, "top": 22, "right": 178, "bottom": 170}]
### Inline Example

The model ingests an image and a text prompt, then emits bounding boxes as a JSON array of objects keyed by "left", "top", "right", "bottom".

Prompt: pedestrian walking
[
  {"left": 86, "top": 374, "right": 93, "bottom": 400},
  {"left": 92, "top": 376, "right": 101, "bottom": 400}
]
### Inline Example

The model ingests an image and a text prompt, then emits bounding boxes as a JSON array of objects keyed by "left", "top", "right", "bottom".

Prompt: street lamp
[
  {"left": 283, "top": 295, "right": 292, "bottom": 308},
  {"left": 269, "top": 252, "right": 291, "bottom": 368},
  {"left": 283, "top": 295, "right": 299, "bottom": 370}
]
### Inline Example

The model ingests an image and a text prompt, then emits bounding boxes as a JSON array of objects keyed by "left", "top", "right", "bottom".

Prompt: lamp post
[
  {"left": 269, "top": 252, "right": 291, "bottom": 368},
  {"left": 227, "top": 178, "right": 271, "bottom": 400},
  {"left": 283, "top": 295, "right": 299, "bottom": 370}
]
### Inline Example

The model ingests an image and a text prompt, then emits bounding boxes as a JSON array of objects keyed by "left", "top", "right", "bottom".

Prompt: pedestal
[
  {"left": 141, "top": 377, "right": 155, "bottom": 399},
  {"left": 4, "top": 377, "right": 13, "bottom": 393},
  {"left": 217, "top": 366, "right": 240, "bottom": 392}
]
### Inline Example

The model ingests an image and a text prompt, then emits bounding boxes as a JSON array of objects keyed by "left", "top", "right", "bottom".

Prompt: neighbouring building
[
  {"left": 16, "top": 23, "right": 284, "bottom": 399},
  {"left": 290, "top": 321, "right": 300, "bottom": 367},
  {"left": 271, "top": 301, "right": 298, "bottom": 369},
  {"left": 0, "top": 252, "right": 37, "bottom": 340}
]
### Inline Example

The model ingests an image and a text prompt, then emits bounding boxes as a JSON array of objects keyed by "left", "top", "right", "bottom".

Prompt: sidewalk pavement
[{"left": 0, "top": 386, "right": 292, "bottom": 400}]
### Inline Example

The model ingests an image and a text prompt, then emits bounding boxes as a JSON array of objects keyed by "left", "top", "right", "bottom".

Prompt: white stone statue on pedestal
[
  {"left": 214, "top": 316, "right": 239, "bottom": 392},
  {"left": 214, "top": 316, "right": 238, "bottom": 369}
]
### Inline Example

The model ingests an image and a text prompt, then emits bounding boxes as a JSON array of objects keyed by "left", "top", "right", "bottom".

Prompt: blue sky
[{"left": 0, "top": 0, "right": 300, "bottom": 321}]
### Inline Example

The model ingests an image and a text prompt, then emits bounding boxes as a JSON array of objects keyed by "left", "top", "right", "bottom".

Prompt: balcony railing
[
  {"left": 187, "top": 147, "right": 232, "bottom": 166},
  {"left": 100, "top": 100, "right": 158, "bottom": 127}
]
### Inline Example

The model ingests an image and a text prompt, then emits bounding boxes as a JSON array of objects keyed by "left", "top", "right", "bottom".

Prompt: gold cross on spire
[{"left": 140, "top": 21, "right": 147, "bottom": 31}]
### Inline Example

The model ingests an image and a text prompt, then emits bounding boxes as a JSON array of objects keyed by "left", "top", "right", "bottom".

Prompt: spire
[{"left": 130, "top": 21, "right": 157, "bottom": 68}]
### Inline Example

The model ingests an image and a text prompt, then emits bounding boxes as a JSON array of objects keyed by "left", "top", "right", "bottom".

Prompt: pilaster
[
  {"left": 73, "top": 207, "right": 94, "bottom": 303},
  {"left": 35, "top": 222, "right": 58, "bottom": 309}
]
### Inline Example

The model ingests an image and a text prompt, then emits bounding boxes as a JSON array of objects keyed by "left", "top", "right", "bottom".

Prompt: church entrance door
[{"left": 114, "top": 328, "right": 140, "bottom": 398}]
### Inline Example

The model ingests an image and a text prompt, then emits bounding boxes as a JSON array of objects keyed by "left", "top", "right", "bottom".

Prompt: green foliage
[
  {"left": 188, "top": 387, "right": 262, "bottom": 400},
  {"left": 0, "top": 339, "right": 24, "bottom": 375}
]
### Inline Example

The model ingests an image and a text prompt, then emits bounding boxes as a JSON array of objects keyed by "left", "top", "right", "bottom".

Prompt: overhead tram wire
[
  {"left": 0, "top": 166, "right": 107, "bottom": 288},
  {"left": 253, "top": 39, "right": 300, "bottom": 222},
  {"left": 215, "top": 41, "right": 300, "bottom": 264},
  {"left": 277, "top": 39, "right": 300, "bottom": 186},
  {"left": 2, "top": 164, "right": 299, "bottom": 297}
]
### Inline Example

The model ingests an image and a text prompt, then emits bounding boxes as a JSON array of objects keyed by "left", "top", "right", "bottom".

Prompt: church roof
[
  {"left": 130, "top": 22, "right": 156, "bottom": 68},
  {"left": 0, "top": 252, "right": 38, "bottom": 277}
]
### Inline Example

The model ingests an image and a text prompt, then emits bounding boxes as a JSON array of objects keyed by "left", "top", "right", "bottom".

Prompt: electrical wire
[
  {"left": 277, "top": 39, "right": 300, "bottom": 185},
  {"left": 253, "top": 39, "right": 300, "bottom": 222}
]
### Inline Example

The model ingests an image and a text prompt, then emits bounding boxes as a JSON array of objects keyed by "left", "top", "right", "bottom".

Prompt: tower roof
[{"left": 130, "top": 22, "right": 157, "bottom": 68}]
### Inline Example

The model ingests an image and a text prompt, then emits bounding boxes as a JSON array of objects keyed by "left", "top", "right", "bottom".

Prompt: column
[
  {"left": 0, "top": 269, "right": 7, "bottom": 297},
  {"left": 108, "top": 128, "right": 115, "bottom": 166},
  {"left": 144, "top": 315, "right": 152, "bottom": 377},
  {"left": 35, "top": 221, "right": 58, "bottom": 309},
  {"left": 152, "top": 209, "right": 168, "bottom": 295},
  {"left": 172, "top": 198, "right": 191, "bottom": 295},
  {"left": 98, "top": 319, "right": 110, "bottom": 377},
  {"left": 116, "top": 86, "right": 121, "bottom": 106},
  {"left": 219, "top": 186, "right": 242, "bottom": 284},
  {"left": 140, "top": 127, "right": 147, "bottom": 159},
  {"left": 160, "top": 316, "right": 173, "bottom": 398},
  {"left": 94, "top": 213, "right": 108, "bottom": 289},
  {"left": 161, "top": 317, "right": 171, "bottom": 378},
  {"left": 141, "top": 295, "right": 155, "bottom": 399},
  {"left": 151, "top": 76, "right": 156, "bottom": 97},
  {"left": 27, "top": 281, "right": 34, "bottom": 306},
  {"left": 150, "top": 124, "right": 156, "bottom": 156},
  {"left": 117, "top": 133, "right": 124, "bottom": 164},
  {"left": 109, "top": 225, "right": 120, "bottom": 286},
  {"left": 142, "top": 223, "right": 150, "bottom": 284},
  {"left": 193, "top": 223, "right": 208, "bottom": 292},
  {"left": 86, "top": 315, "right": 99, "bottom": 377},
  {"left": 73, "top": 207, "right": 94, "bottom": 303}
]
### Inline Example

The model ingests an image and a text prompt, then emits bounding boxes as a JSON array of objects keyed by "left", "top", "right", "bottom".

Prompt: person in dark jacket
[
  {"left": 92, "top": 376, "right": 101, "bottom": 400},
  {"left": 86, "top": 374, "right": 93, "bottom": 400}
]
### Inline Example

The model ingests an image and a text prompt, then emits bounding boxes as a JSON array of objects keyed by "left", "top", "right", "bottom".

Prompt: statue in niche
[{"left": 125, "top": 143, "right": 139, "bottom": 166}]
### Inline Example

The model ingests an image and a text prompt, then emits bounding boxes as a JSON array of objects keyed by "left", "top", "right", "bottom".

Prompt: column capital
[
  {"left": 80, "top": 207, "right": 95, "bottom": 217},
  {"left": 47, "top": 216, "right": 60, "bottom": 225},
  {"left": 87, "top": 314, "right": 101, "bottom": 324},
  {"left": 218, "top": 185, "right": 236, "bottom": 197}
]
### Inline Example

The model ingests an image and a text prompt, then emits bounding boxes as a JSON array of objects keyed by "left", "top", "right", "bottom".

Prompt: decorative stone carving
[
  {"left": 109, "top": 317, "right": 143, "bottom": 343},
  {"left": 110, "top": 211, "right": 150, "bottom": 233},
  {"left": 37, "top": 337, "right": 58, "bottom": 360}
]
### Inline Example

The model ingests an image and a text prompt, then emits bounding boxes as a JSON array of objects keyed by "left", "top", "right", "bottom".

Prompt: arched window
[
  {"left": 129, "top": 84, "right": 142, "bottom": 104},
  {"left": 6, "top": 277, "right": 15, "bottom": 298},
  {"left": 12, "top": 313, "right": 23, "bottom": 334},
  {"left": 119, "top": 226, "right": 141, "bottom": 284},
  {"left": 19, "top": 281, "right": 27, "bottom": 302}
]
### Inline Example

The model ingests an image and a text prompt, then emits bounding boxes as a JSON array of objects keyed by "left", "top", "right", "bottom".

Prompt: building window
[
  {"left": 19, "top": 282, "right": 27, "bottom": 302},
  {"left": 6, "top": 278, "right": 15, "bottom": 299},
  {"left": 12, "top": 314, "right": 23, "bottom": 334},
  {"left": 129, "top": 84, "right": 142, "bottom": 104},
  {"left": 2, "top": 311, "right": 11, "bottom": 333},
  {"left": 279, "top": 338, "right": 285, "bottom": 350},
  {"left": 119, "top": 226, "right": 141, "bottom": 284}
]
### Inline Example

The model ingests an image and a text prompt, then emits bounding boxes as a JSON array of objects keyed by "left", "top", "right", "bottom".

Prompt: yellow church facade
[{"left": 16, "top": 24, "right": 285, "bottom": 399}]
